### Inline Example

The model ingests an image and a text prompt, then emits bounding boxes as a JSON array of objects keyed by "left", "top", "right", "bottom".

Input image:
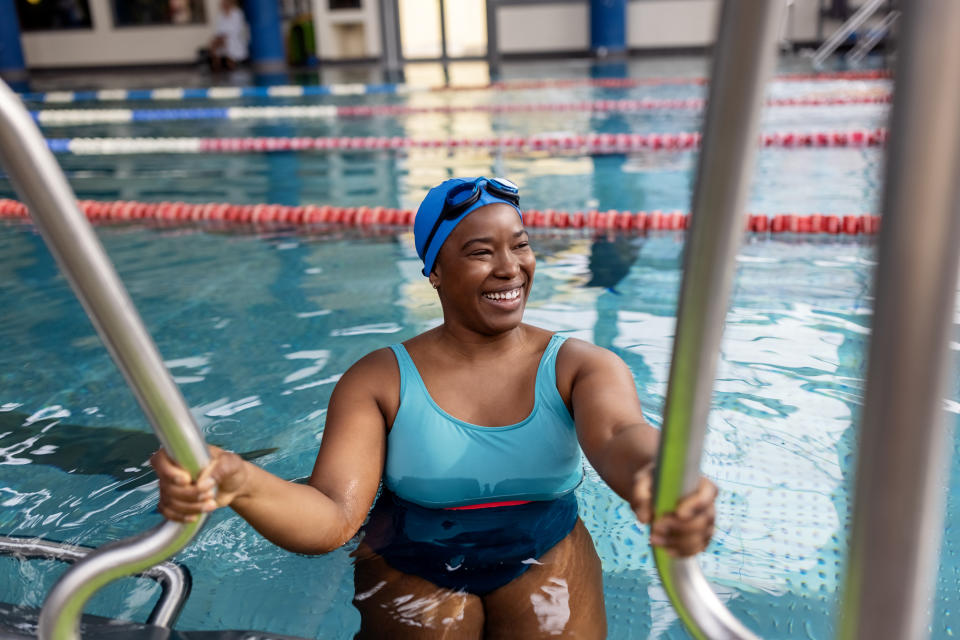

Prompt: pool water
[{"left": 1, "top": 57, "right": 958, "bottom": 638}]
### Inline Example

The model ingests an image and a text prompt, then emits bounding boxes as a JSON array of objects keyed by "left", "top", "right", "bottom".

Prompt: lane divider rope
[
  {"left": 0, "top": 198, "right": 881, "bottom": 235},
  {"left": 17, "top": 69, "right": 892, "bottom": 104},
  {"left": 31, "top": 94, "right": 892, "bottom": 126},
  {"left": 43, "top": 128, "right": 888, "bottom": 155}
]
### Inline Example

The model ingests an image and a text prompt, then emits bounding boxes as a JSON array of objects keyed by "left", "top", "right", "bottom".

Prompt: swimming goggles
[{"left": 420, "top": 177, "right": 521, "bottom": 260}]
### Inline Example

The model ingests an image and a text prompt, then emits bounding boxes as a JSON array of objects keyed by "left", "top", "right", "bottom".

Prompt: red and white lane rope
[
  {"left": 33, "top": 94, "right": 893, "bottom": 126},
  {"left": 340, "top": 92, "right": 891, "bottom": 113},
  {"left": 46, "top": 128, "right": 888, "bottom": 155},
  {"left": 0, "top": 198, "right": 881, "bottom": 235},
  {"left": 482, "top": 69, "right": 891, "bottom": 91}
]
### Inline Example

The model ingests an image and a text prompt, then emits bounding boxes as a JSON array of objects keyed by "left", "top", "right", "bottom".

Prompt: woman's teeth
[{"left": 483, "top": 288, "right": 521, "bottom": 301}]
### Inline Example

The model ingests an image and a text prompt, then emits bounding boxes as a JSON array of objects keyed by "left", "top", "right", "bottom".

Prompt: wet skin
[
  {"left": 351, "top": 521, "right": 605, "bottom": 640},
  {"left": 151, "top": 203, "right": 718, "bottom": 638}
]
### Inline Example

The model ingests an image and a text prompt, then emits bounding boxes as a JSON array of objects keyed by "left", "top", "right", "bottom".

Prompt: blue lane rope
[{"left": 30, "top": 108, "right": 232, "bottom": 124}]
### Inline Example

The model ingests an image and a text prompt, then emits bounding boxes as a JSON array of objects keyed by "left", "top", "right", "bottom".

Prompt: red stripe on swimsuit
[{"left": 445, "top": 500, "right": 532, "bottom": 510}]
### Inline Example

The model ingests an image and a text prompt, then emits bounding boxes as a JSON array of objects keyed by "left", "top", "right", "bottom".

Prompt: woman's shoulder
[
  {"left": 342, "top": 328, "right": 443, "bottom": 377},
  {"left": 516, "top": 325, "right": 614, "bottom": 363},
  {"left": 350, "top": 345, "right": 403, "bottom": 372},
  {"left": 337, "top": 346, "right": 402, "bottom": 394},
  {"left": 555, "top": 336, "right": 629, "bottom": 380},
  {"left": 547, "top": 336, "right": 628, "bottom": 405},
  {"left": 397, "top": 328, "right": 432, "bottom": 349}
]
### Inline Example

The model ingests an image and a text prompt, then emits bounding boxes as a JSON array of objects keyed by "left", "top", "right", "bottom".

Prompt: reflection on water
[{"left": 0, "top": 408, "right": 275, "bottom": 490}]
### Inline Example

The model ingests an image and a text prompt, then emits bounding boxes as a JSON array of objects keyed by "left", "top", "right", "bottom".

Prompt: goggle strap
[{"left": 422, "top": 179, "right": 522, "bottom": 264}]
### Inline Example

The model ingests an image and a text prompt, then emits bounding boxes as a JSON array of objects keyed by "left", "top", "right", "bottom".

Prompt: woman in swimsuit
[{"left": 151, "top": 177, "right": 718, "bottom": 639}]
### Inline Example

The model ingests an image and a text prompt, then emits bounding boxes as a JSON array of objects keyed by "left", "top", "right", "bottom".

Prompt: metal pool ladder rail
[
  {"left": 812, "top": 0, "right": 888, "bottom": 68},
  {"left": 0, "top": 79, "right": 211, "bottom": 640},
  {"left": 0, "top": 536, "right": 190, "bottom": 628},
  {"left": 837, "top": 1, "right": 960, "bottom": 638},
  {"left": 650, "top": 1, "right": 782, "bottom": 638},
  {"left": 656, "top": 1, "right": 960, "bottom": 639}
]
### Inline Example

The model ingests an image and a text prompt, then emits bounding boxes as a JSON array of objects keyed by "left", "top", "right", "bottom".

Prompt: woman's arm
[
  {"left": 151, "top": 349, "right": 393, "bottom": 555},
  {"left": 561, "top": 339, "right": 717, "bottom": 556}
]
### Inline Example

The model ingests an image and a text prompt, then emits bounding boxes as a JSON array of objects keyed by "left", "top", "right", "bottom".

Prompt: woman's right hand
[{"left": 150, "top": 445, "right": 250, "bottom": 522}]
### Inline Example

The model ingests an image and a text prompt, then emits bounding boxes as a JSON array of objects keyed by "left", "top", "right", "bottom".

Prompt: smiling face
[{"left": 429, "top": 203, "right": 535, "bottom": 336}]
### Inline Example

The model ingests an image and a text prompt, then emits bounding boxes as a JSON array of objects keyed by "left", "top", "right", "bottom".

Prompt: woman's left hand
[{"left": 631, "top": 467, "right": 718, "bottom": 557}]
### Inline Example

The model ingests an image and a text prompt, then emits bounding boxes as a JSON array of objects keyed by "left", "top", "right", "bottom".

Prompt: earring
[{"left": 431, "top": 282, "right": 439, "bottom": 290}]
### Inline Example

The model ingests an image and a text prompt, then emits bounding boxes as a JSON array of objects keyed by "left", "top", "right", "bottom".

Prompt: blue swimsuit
[{"left": 362, "top": 334, "right": 584, "bottom": 595}]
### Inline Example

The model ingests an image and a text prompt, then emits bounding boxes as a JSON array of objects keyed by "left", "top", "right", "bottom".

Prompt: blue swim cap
[{"left": 414, "top": 177, "right": 523, "bottom": 276}]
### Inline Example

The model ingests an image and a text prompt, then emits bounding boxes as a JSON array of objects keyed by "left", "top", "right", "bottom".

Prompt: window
[
  {"left": 442, "top": 0, "right": 486, "bottom": 58},
  {"left": 112, "top": 0, "right": 207, "bottom": 26},
  {"left": 398, "top": 0, "right": 442, "bottom": 58},
  {"left": 398, "top": 0, "right": 486, "bottom": 60},
  {"left": 16, "top": 0, "right": 93, "bottom": 31}
]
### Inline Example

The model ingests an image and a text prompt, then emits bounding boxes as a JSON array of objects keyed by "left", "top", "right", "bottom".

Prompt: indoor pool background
[{"left": 1, "top": 58, "right": 958, "bottom": 639}]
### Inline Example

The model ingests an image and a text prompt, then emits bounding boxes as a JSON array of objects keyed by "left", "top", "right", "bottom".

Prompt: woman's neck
[{"left": 432, "top": 322, "right": 531, "bottom": 362}]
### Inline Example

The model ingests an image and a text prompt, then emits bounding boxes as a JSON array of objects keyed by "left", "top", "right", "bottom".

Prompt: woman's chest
[{"left": 420, "top": 360, "right": 540, "bottom": 427}]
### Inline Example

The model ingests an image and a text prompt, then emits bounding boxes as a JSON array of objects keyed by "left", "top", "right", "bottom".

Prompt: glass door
[{"left": 397, "top": 0, "right": 487, "bottom": 60}]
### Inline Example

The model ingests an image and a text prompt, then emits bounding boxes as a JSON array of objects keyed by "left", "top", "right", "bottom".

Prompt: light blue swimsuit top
[{"left": 385, "top": 334, "right": 584, "bottom": 509}]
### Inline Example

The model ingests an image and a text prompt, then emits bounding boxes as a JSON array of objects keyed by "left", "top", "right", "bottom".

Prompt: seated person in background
[
  {"left": 209, "top": 0, "right": 248, "bottom": 71},
  {"left": 152, "top": 177, "right": 718, "bottom": 639}
]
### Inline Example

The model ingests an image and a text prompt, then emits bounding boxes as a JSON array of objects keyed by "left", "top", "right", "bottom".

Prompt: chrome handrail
[
  {"left": 0, "top": 79, "right": 211, "bottom": 640},
  {"left": 846, "top": 10, "right": 899, "bottom": 64},
  {"left": 812, "top": 0, "right": 887, "bottom": 68},
  {"left": 0, "top": 536, "right": 190, "bottom": 627},
  {"left": 837, "top": 1, "right": 960, "bottom": 638},
  {"left": 652, "top": 1, "right": 783, "bottom": 638}
]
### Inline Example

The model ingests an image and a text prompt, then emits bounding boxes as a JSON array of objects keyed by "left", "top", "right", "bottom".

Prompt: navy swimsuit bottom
[{"left": 362, "top": 489, "right": 579, "bottom": 596}]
